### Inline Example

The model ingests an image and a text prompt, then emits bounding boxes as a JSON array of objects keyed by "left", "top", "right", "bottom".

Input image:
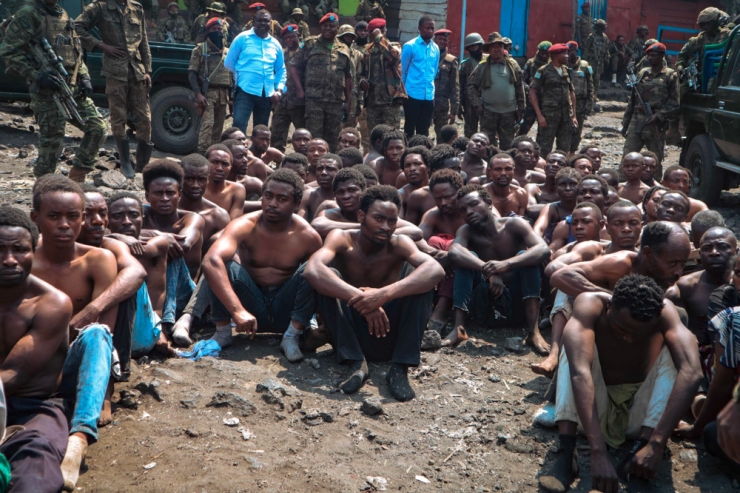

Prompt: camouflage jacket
[
  {"left": 355, "top": 0, "right": 385, "bottom": 22},
  {"left": 74, "top": 0, "right": 151, "bottom": 81},
  {"left": 363, "top": 35, "right": 403, "bottom": 106},
  {"left": 288, "top": 17, "right": 310, "bottom": 41},
  {"left": 0, "top": 0, "right": 89, "bottom": 86},
  {"left": 567, "top": 57, "right": 594, "bottom": 115},
  {"left": 622, "top": 66, "right": 679, "bottom": 127},
  {"left": 466, "top": 56, "right": 525, "bottom": 113},
  {"left": 677, "top": 27, "right": 731, "bottom": 72},
  {"left": 530, "top": 62, "right": 575, "bottom": 116},
  {"left": 291, "top": 35, "right": 353, "bottom": 102},
  {"left": 434, "top": 51, "right": 459, "bottom": 114},
  {"left": 583, "top": 32, "right": 609, "bottom": 69},
  {"left": 156, "top": 15, "right": 186, "bottom": 43},
  {"left": 608, "top": 41, "right": 634, "bottom": 61},
  {"left": 628, "top": 35, "right": 647, "bottom": 62},
  {"left": 190, "top": 14, "right": 230, "bottom": 45},
  {"left": 576, "top": 13, "right": 592, "bottom": 43},
  {"left": 282, "top": 47, "right": 304, "bottom": 106},
  {"left": 522, "top": 55, "right": 547, "bottom": 86},
  {"left": 188, "top": 38, "right": 232, "bottom": 88},
  {"left": 459, "top": 55, "right": 480, "bottom": 109}
]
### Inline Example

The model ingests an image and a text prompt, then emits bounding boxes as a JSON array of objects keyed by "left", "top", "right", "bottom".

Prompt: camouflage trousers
[
  {"left": 31, "top": 90, "right": 106, "bottom": 178},
  {"left": 480, "top": 109, "right": 517, "bottom": 151},
  {"left": 592, "top": 64, "right": 604, "bottom": 94},
  {"left": 536, "top": 108, "right": 573, "bottom": 156},
  {"left": 105, "top": 70, "right": 152, "bottom": 141},
  {"left": 366, "top": 104, "right": 401, "bottom": 137},
  {"left": 343, "top": 94, "right": 360, "bottom": 128},
  {"left": 570, "top": 111, "right": 588, "bottom": 153},
  {"left": 463, "top": 103, "right": 479, "bottom": 137},
  {"left": 270, "top": 98, "right": 306, "bottom": 152},
  {"left": 518, "top": 105, "right": 537, "bottom": 136},
  {"left": 197, "top": 87, "right": 229, "bottom": 153},
  {"left": 358, "top": 107, "right": 369, "bottom": 150},
  {"left": 623, "top": 114, "right": 665, "bottom": 174},
  {"left": 433, "top": 98, "right": 451, "bottom": 138},
  {"left": 305, "top": 99, "right": 343, "bottom": 152}
]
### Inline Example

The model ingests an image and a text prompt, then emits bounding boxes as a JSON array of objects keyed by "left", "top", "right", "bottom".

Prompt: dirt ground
[{"left": 0, "top": 93, "right": 739, "bottom": 493}]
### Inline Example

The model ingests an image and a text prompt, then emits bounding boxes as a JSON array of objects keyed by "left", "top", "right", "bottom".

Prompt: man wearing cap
[
  {"left": 402, "top": 15, "right": 440, "bottom": 137},
  {"left": 355, "top": 0, "right": 384, "bottom": 23},
  {"left": 189, "top": 18, "right": 232, "bottom": 152},
  {"left": 608, "top": 35, "right": 635, "bottom": 87},
  {"left": 566, "top": 41, "right": 594, "bottom": 153},
  {"left": 576, "top": 2, "right": 592, "bottom": 44},
  {"left": 75, "top": 0, "right": 153, "bottom": 176},
  {"left": 502, "top": 37, "right": 513, "bottom": 54},
  {"left": 157, "top": 2, "right": 187, "bottom": 43},
  {"left": 629, "top": 25, "right": 650, "bottom": 63},
  {"left": 270, "top": 24, "right": 306, "bottom": 152},
  {"left": 584, "top": 19, "right": 610, "bottom": 94},
  {"left": 191, "top": 2, "right": 231, "bottom": 45},
  {"left": 466, "top": 32, "right": 524, "bottom": 151},
  {"left": 678, "top": 7, "right": 731, "bottom": 96},
  {"left": 529, "top": 43, "right": 578, "bottom": 155},
  {"left": 225, "top": 8, "right": 286, "bottom": 131},
  {"left": 338, "top": 24, "right": 365, "bottom": 128},
  {"left": 519, "top": 40, "right": 551, "bottom": 137},
  {"left": 432, "top": 29, "right": 460, "bottom": 139},
  {"left": 288, "top": 7, "right": 310, "bottom": 41},
  {"left": 360, "top": 18, "right": 404, "bottom": 138},
  {"left": 290, "top": 13, "right": 353, "bottom": 152},
  {"left": 459, "top": 33, "right": 484, "bottom": 137},
  {"left": 244, "top": 3, "right": 282, "bottom": 40},
  {"left": 621, "top": 43, "right": 678, "bottom": 167}
]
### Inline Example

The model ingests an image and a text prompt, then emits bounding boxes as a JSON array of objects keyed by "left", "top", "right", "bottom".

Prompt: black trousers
[
  {"left": 113, "top": 293, "right": 136, "bottom": 382},
  {"left": 403, "top": 97, "right": 434, "bottom": 138},
  {"left": 704, "top": 420, "right": 740, "bottom": 475}
]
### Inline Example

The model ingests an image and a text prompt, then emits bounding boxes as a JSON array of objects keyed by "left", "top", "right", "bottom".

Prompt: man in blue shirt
[
  {"left": 225, "top": 9, "right": 287, "bottom": 132},
  {"left": 401, "top": 15, "right": 439, "bottom": 138}
]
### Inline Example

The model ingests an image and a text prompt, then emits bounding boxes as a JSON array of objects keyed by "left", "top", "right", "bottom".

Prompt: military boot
[
  {"left": 115, "top": 137, "right": 134, "bottom": 179},
  {"left": 135, "top": 140, "right": 154, "bottom": 173},
  {"left": 68, "top": 166, "right": 89, "bottom": 183}
]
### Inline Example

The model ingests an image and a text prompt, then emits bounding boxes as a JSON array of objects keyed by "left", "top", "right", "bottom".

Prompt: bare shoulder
[
  {"left": 101, "top": 236, "right": 129, "bottom": 257},
  {"left": 324, "top": 228, "right": 355, "bottom": 249},
  {"left": 573, "top": 291, "right": 609, "bottom": 317},
  {"left": 571, "top": 239, "right": 605, "bottom": 258},
  {"left": 408, "top": 186, "right": 430, "bottom": 201},
  {"left": 226, "top": 180, "right": 247, "bottom": 194},
  {"left": 28, "top": 275, "right": 73, "bottom": 315},
  {"left": 77, "top": 242, "right": 116, "bottom": 267},
  {"left": 419, "top": 207, "right": 440, "bottom": 224}
]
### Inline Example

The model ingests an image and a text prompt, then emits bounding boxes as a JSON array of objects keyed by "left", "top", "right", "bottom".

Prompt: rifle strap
[{"left": 203, "top": 42, "right": 225, "bottom": 82}]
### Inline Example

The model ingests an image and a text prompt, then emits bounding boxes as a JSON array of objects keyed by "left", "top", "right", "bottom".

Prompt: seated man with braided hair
[{"left": 539, "top": 274, "right": 702, "bottom": 493}]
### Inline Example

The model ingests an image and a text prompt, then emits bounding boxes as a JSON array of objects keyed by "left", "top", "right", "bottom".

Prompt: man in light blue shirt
[
  {"left": 401, "top": 15, "right": 439, "bottom": 138},
  {"left": 225, "top": 9, "right": 287, "bottom": 131}
]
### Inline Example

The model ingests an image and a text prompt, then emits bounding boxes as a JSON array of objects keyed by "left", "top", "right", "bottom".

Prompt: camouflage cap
[
  {"left": 207, "top": 1, "right": 226, "bottom": 13},
  {"left": 537, "top": 40, "right": 552, "bottom": 51},
  {"left": 644, "top": 38, "right": 658, "bottom": 48},
  {"left": 698, "top": 7, "right": 721, "bottom": 23},
  {"left": 338, "top": 24, "right": 357, "bottom": 38},
  {"left": 291, "top": 7, "right": 304, "bottom": 16},
  {"left": 594, "top": 19, "right": 607, "bottom": 27},
  {"left": 167, "top": 1, "right": 178, "bottom": 8}
]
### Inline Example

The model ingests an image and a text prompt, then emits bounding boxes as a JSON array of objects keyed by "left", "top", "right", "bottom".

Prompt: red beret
[
  {"left": 548, "top": 43, "right": 569, "bottom": 54},
  {"left": 367, "top": 18, "right": 386, "bottom": 31},
  {"left": 248, "top": 2, "right": 265, "bottom": 9},
  {"left": 281, "top": 23, "right": 299, "bottom": 36},
  {"left": 434, "top": 29, "right": 452, "bottom": 36},
  {"left": 319, "top": 12, "right": 339, "bottom": 23},
  {"left": 206, "top": 17, "right": 222, "bottom": 29},
  {"left": 646, "top": 42, "right": 667, "bottom": 53},
  {"left": 566, "top": 40, "right": 578, "bottom": 49}
]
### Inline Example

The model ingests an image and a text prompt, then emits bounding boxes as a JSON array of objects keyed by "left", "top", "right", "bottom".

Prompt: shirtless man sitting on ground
[
  {"left": 222, "top": 140, "right": 264, "bottom": 196},
  {"left": 290, "top": 128, "right": 312, "bottom": 156},
  {"left": 448, "top": 185, "right": 551, "bottom": 353},
  {"left": 299, "top": 153, "right": 343, "bottom": 223},
  {"left": 306, "top": 138, "right": 329, "bottom": 183},
  {"left": 363, "top": 124, "right": 392, "bottom": 166},
  {"left": 403, "top": 145, "right": 462, "bottom": 224},
  {"left": 661, "top": 165, "right": 708, "bottom": 221},
  {"left": 337, "top": 127, "right": 362, "bottom": 151},
  {"left": 398, "top": 146, "right": 431, "bottom": 216},
  {"left": 511, "top": 136, "right": 546, "bottom": 185},
  {"left": 617, "top": 152, "right": 649, "bottom": 205},
  {"left": 249, "top": 124, "right": 284, "bottom": 166},
  {"left": 461, "top": 133, "right": 489, "bottom": 181},
  {"left": 370, "top": 129, "right": 407, "bottom": 186},
  {"left": 549, "top": 174, "right": 609, "bottom": 252},
  {"left": 482, "top": 154, "right": 528, "bottom": 216},
  {"left": 203, "top": 144, "right": 246, "bottom": 220},
  {"left": 304, "top": 185, "right": 445, "bottom": 401},
  {"left": 526, "top": 151, "right": 567, "bottom": 214},
  {"left": 203, "top": 169, "right": 323, "bottom": 362},
  {"left": 538, "top": 275, "right": 701, "bottom": 493}
]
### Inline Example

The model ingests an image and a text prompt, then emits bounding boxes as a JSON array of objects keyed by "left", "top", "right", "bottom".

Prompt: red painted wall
[
  {"left": 526, "top": 0, "right": 577, "bottom": 56},
  {"left": 445, "top": 0, "right": 502, "bottom": 58}
]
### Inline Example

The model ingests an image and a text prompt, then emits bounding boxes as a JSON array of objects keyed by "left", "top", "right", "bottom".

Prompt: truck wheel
[
  {"left": 150, "top": 86, "right": 199, "bottom": 154},
  {"left": 685, "top": 134, "right": 724, "bottom": 206}
]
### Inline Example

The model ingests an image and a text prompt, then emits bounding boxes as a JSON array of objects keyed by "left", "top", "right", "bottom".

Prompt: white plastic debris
[
  {"left": 415, "top": 475, "right": 430, "bottom": 484},
  {"left": 223, "top": 417, "right": 240, "bottom": 427},
  {"left": 237, "top": 427, "right": 255, "bottom": 440},
  {"left": 366, "top": 476, "right": 388, "bottom": 490},
  {"left": 143, "top": 462, "right": 157, "bottom": 469}
]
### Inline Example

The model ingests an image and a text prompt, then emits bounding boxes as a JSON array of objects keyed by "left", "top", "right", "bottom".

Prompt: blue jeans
[
  {"left": 209, "top": 261, "right": 315, "bottom": 332},
  {"left": 453, "top": 251, "right": 541, "bottom": 328},
  {"left": 162, "top": 257, "right": 196, "bottom": 325},
  {"left": 233, "top": 88, "right": 272, "bottom": 132},
  {"left": 58, "top": 324, "right": 112, "bottom": 442}
]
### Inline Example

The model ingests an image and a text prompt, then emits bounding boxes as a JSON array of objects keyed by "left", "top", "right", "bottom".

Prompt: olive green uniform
[
  {"left": 75, "top": 0, "right": 152, "bottom": 141},
  {"left": 189, "top": 39, "right": 231, "bottom": 152},
  {"left": 270, "top": 46, "right": 306, "bottom": 152},
  {"left": 433, "top": 51, "right": 459, "bottom": 138},
  {"left": 583, "top": 31, "right": 609, "bottom": 93},
  {"left": 677, "top": 27, "right": 730, "bottom": 97},
  {"left": 344, "top": 43, "right": 364, "bottom": 128},
  {"left": 362, "top": 35, "right": 402, "bottom": 135},
  {"left": 519, "top": 54, "right": 547, "bottom": 136},
  {"left": 291, "top": 35, "right": 353, "bottom": 151},
  {"left": 288, "top": 16, "right": 310, "bottom": 41},
  {"left": 576, "top": 12, "right": 591, "bottom": 45},
  {"left": 530, "top": 62, "right": 575, "bottom": 155},
  {"left": 622, "top": 66, "right": 679, "bottom": 164},
  {"left": 567, "top": 57, "right": 594, "bottom": 152},
  {"left": 628, "top": 35, "right": 648, "bottom": 63},
  {"left": 355, "top": 0, "right": 384, "bottom": 22},
  {"left": 0, "top": 0, "right": 106, "bottom": 177},
  {"left": 156, "top": 14, "right": 187, "bottom": 43},
  {"left": 459, "top": 55, "right": 481, "bottom": 137}
]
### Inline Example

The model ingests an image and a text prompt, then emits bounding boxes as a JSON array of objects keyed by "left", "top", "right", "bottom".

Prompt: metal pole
[{"left": 460, "top": 0, "right": 467, "bottom": 60}]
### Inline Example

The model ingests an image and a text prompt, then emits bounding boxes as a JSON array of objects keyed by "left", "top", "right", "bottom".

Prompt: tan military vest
[{"left": 40, "top": 9, "right": 81, "bottom": 71}]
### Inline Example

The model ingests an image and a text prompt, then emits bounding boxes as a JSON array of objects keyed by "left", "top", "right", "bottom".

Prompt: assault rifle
[
  {"left": 30, "top": 37, "right": 86, "bottom": 126},
  {"left": 683, "top": 54, "right": 699, "bottom": 92},
  {"left": 625, "top": 62, "right": 664, "bottom": 162}
]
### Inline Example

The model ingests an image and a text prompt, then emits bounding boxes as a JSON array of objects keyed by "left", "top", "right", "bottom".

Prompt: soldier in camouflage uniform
[
  {"left": 244, "top": 3, "right": 282, "bottom": 41},
  {"left": 566, "top": 41, "right": 594, "bottom": 153},
  {"left": 288, "top": 7, "right": 310, "bottom": 40},
  {"left": 156, "top": 2, "right": 187, "bottom": 43},
  {"left": 290, "top": 13, "right": 352, "bottom": 152},
  {"left": 185, "top": 0, "right": 208, "bottom": 23},
  {"left": 223, "top": 0, "right": 244, "bottom": 29},
  {"left": 628, "top": 25, "right": 649, "bottom": 64},
  {"left": 189, "top": 18, "right": 232, "bottom": 152},
  {"left": 355, "top": 0, "right": 384, "bottom": 23},
  {"left": 0, "top": 0, "right": 106, "bottom": 181},
  {"left": 76, "top": 0, "right": 153, "bottom": 175},
  {"left": 359, "top": 18, "right": 403, "bottom": 136},
  {"left": 583, "top": 19, "right": 609, "bottom": 94},
  {"left": 575, "top": 2, "right": 591, "bottom": 45},
  {"left": 529, "top": 43, "right": 578, "bottom": 155},
  {"left": 338, "top": 24, "right": 364, "bottom": 128},
  {"left": 314, "top": 0, "right": 336, "bottom": 18},
  {"left": 270, "top": 24, "right": 305, "bottom": 151},
  {"left": 518, "top": 40, "right": 550, "bottom": 136},
  {"left": 191, "top": 2, "right": 230, "bottom": 45},
  {"left": 432, "top": 28, "right": 459, "bottom": 139},
  {"left": 466, "top": 32, "right": 524, "bottom": 150},
  {"left": 677, "top": 7, "right": 731, "bottom": 97},
  {"left": 621, "top": 43, "right": 678, "bottom": 168},
  {"left": 459, "top": 32, "right": 484, "bottom": 137}
]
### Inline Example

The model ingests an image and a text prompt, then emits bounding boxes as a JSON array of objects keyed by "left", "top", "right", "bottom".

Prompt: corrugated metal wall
[{"left": 396, "top": 0, "right": 447, "bottom": 43}]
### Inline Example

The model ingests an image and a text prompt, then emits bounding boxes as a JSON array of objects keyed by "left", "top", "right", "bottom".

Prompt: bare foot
[
  {"left": 302, "top": 325, "right": 329, "bottom": 352},
  {"left": 154, "top": 330, "right": 177, "bottom": 357},
  {"left": 530, "top": 352, "right": 558, "bottom": 379},
  {"left": 99, "top": 397, "right": 112, "bottom": 427},
  {"left": 525, "top": 331, "right": 551, "bottom": 356},
  {"left": 171, "top": 314, "right": 193, "bottom": 347},
  {"left": 441, "top": 325, "right": 468, "bottom": 347}
]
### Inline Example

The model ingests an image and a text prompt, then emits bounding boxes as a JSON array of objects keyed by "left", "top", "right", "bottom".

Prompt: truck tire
[
  {"left": 685, "top": 134, "right": 724, "bottom": 206},
  {"left": 150, "top": 86, "right": 199, "bottom": 154}
]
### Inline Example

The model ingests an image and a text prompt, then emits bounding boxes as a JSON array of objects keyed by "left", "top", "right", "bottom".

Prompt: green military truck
[
  {"left": 680, "top": 25, "right": 740, "bottom": 206},
  {"left": 0, "top": 0, "right": 201, "bottom": 154}
]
